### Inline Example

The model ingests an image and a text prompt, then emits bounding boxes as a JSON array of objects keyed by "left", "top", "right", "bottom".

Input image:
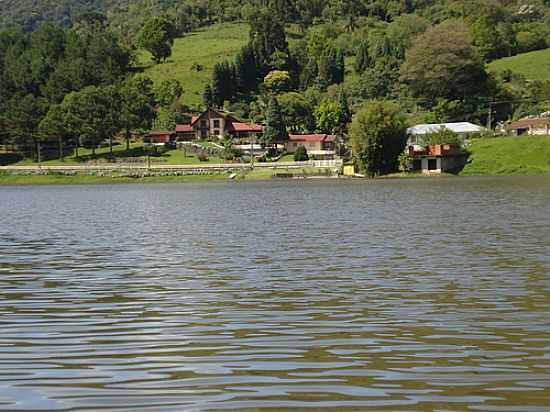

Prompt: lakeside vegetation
[{"left": 0, "top": 166, "right": 341, "bottom": 185}]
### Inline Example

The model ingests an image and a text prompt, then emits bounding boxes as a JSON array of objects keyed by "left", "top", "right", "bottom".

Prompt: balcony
[{"left": 409, "top": 144, "right": 462, "bottom": 157}]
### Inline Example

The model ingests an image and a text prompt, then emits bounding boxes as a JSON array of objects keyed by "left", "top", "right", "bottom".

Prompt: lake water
[{"left": 1, "top": 177, "right": 550, "bottom": 412}]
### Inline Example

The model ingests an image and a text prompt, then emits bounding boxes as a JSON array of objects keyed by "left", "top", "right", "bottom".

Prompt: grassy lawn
[
  {"left": 137, "top": 23, "right": 249, "bottom": 107},
  {"left": 461, "top": 135, "right": 550, "bottom": 176},
  {"left": 4, "top": 143, "right": 223, "bottom": 166},
  {"left": 278, "top": 154, "right": 295, "bottom": 162},
  {"left": 488, "top": 48, "right": 550, "bottom": 80}
]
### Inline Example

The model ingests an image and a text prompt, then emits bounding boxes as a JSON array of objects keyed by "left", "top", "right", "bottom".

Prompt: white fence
[{"left": 0, "top": 159, "right": 343, "bottom": 173}]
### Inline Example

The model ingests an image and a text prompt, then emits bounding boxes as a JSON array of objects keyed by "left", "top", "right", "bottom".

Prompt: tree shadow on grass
[
  {"left": 0, "top": 153, "right": 23, "bottom": 166},
  {"left": 75, "top": 146, "right": 149, "bottom": 163}
]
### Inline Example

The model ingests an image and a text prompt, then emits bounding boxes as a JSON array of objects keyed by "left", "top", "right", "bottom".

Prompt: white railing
[{"left": 0, "top": 159, "right": 343, "bottom": 173}]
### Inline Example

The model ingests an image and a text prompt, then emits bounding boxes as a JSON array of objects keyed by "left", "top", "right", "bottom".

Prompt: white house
[
  {"left": 407, "top": 122, "right": 484, "bottom": 146},
  {"left": 507, "top": 116, "right": 550, "bottom": 136}
]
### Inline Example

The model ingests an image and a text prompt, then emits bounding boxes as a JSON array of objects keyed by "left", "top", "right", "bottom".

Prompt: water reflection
[{"left": 0, "top": 177, "right": 549, "bottom": 411}]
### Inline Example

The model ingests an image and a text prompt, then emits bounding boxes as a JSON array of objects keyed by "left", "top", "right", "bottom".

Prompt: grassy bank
[
  {"left": 461, "top": 135, "right": 550, "bottom": 176},
  {"left": 0, "top": 173, "right": 231, "bottom": 185}
]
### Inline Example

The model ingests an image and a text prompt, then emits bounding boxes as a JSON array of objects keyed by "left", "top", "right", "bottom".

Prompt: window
[
  {"left": 428, "top": 159, "right": 438, "bottom": 170},
  {"left": 213, "top": 119, "right": 220, "bottom": 128},
  {"left": 213, "top": 129, "right": 220, "bottom": 136}
]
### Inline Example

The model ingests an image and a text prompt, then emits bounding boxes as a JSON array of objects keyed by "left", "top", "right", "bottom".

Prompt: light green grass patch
[
  {"left": 488, "top": 48, "right": 550, "bottom": 81},
  {"left": 0, "top": 173, "right": 229, "bottom": 185},
  {"left": 7, "top": 143, "right": 222, "bottom": 166},
  {"left": 138, "top": 23, "right": 249, "bottom": 106},
  {"left": 461, "top": 135, "right": 550, "bottom": 176}
]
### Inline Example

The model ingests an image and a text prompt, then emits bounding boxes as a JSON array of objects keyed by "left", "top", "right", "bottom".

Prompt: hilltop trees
[
  {"left": 138, "top": 17, "right": 176, "bottom": 63},
  {"left": 354, "top": 40, "right": 370, "bottom": 73},
  {"left": 400, "top": 20, "right": 488, "bottom": 103},
  {"left": 249, "top": 8, "right": 289, "bottom": 74}
]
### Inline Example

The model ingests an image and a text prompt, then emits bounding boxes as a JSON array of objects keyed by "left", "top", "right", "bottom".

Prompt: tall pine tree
[
  {"left": 355, "top": 40, "right": 370, "bottom": 73},
  {"left": 261, "top": 97, "right": 288, "bottom": 147}
]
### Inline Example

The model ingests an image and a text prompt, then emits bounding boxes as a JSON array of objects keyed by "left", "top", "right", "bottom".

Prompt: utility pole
[
  {"left": 37, "top": 140, "right": 41, "bottom": 168},
  {"left": 250, "top": 136, "right": 255, "bottom": 170},
  {"left": 487, "top": 101, "right": 494, "bottom": 130}
]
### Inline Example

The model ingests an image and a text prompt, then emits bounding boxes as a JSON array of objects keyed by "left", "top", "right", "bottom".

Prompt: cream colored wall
[
  {"left": 530, "top": 126, "right": 549, "bottom": 135},
  {"left": 210, "top": 117, "right": 225, "bottom": 138},
  {"left": 286, "top": 141, "right": 322, "bottom": 153}
]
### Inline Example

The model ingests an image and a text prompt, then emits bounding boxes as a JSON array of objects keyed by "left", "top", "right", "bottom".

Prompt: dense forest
[{"left": 2, "top": 0, "right": 550, "bottom": 174}]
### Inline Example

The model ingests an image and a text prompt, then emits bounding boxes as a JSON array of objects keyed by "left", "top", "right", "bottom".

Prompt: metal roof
[{"left": 407, "top": 122, "right": 483, "bottom": 135}]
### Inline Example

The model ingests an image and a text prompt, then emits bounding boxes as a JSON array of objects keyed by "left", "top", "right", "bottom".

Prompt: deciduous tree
[
  {"left": 400, "top": 20, "right": 488, "bottom": 103},
  {"left": 350, "top": 100, "right": 407, "bottom": 177},
  {"left": 138, "top": 17, "right": 177, "bottom": 64}
]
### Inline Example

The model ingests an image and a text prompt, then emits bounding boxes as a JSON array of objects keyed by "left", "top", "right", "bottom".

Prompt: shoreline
[
  {"left": 1, "top": 170, "right": 550, "bottom": 185},
  {"left": 0, "top": 167, "right": 338, "bottom": 185}
]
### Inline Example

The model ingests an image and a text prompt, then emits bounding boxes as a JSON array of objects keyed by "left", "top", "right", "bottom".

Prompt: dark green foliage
[
  {"left": 357, "top": 57, "right": 400, "bottom": 100},
  {"left": 154, "top": 79, "right": 183, "bottom": 107},
  {"left": 294, "top": 145, "right": 309, "bottom": 161},
  {"left": 61, "top": 85, "right": 121, "bottom": 155},
  {"left": 317, "top": 45, "right": 345, "bottom": 88},
  {"left": 119, "top": 75, "right": 157, "bottom": 149},
  {"left": 338, "top": 91, "right": 351, "bottom": 127},
  {"left": 137, "top": 17, "right": 176, "bottom": 63},
  {"left": 262, "top": 97, "right": 288, "bottom": 147},
  {"left": 248, "top": 8, "right": 289, "bottom": 75},
  {"left": 234, "top": 44, "right": 258, "bottom": 93},
  {"left": 400, "top": 20, "right": 489, "bottom": 103},
  {"left": 354, "top": 40, "right": 370, "bottom": 73},
  {"left": 3, "top": 93, "right": 49, "bottom": 156},
  {"left": 203, "top": 84, "right": 214, "bottom": 109},
  {"left": 423, "top": 128, "right": 462, "bottom": 146},
  {"left": 278, "top": 92, "right": 315, "bottom": 132},
  {"left": 211, "top": 61, "right": 236, "bottom": 107},
  {"left": 350, "top": 100, "right": 407, "bottom": 177}
]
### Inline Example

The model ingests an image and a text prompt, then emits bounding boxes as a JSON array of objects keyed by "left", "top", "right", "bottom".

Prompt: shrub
[
  {"left": 294, "top": 145, "right": 309, "bottom": 161},
  {"left": 398, "top": 152, "right": 413, "bottom": 172},
  {"left": 197, "top": 151, "right": 209, "bottom": 161},
  {"left": 423, "top": 129, "right": 462, "bottom": 146}
]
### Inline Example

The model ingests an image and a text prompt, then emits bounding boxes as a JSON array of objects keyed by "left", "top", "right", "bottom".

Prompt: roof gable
[{"left": 190, "top": 108, "right": 228, "bottom": 126}]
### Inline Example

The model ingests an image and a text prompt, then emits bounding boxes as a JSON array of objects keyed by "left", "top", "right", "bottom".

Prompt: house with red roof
[
  {"left": 144, "top": 130, "right": 176, "bottom": 144},
  {"left": 287, "top": 134, "right": 337, "bottom": 160},
  {"left": 175, "top": 108, "right": 263, "bottom": 141}
]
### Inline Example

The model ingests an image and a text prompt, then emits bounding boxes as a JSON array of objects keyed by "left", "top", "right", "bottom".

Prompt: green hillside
[
  {"left": 462, "top": 136, "right": 550, "bottom": 176},
  {"left": 137, "top": 24, "right": 249, "bottom": 107},
  {"left": 488, "top": 48, "right": 550, "bottom": 81}
]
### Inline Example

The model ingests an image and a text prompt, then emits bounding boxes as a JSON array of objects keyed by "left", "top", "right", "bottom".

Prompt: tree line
[
  {"left": 0, "top": 18, "right": 188, "bottom": 162},
  {"left": 4, "top": 0, "right": 550, "bottom": 174}
]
